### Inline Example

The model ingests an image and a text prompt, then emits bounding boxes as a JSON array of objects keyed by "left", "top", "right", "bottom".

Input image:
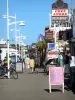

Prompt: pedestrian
[
  {"left": 23, "top": 57, "right": 25, "bottom": 72},
  {"left": 29, "top": 56, "right": 35, "bottom": 73},
  {"left": 34, "top": 56, "right": 39, "bottom": 74},
  {"left": 25, "top": 55, "right": 30, "bottom": 73},
  {"left": 58, "top": 51, "right": 63, "bottom": 66},
  {"left": 63, "top": 50, "right": 71, "bottom": 76},
  {"left": 23, "top": 56, "right": 26, "bottom": 72}
]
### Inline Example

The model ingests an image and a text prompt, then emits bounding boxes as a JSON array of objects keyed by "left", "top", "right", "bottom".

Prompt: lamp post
[
  {"left": 19, "top": 34, "right": 27, "bottom": 59},
  {"left": 9, "top": 21, "right": 25, "bottom": 63},
  {"left": 3, "top": 0, "right": 25, "bottom": 78},
  {"left": 11, "top": 29, "right": 20, "bottom": 61},
  {"left": 15, "top": 28, "right": 21, "bottom": 57},
  {"left": 11, "top": 22, "right": 25, "bottom": 60},
  {"left": 6, "top": 0, "right": 10, "bottom": 78}
]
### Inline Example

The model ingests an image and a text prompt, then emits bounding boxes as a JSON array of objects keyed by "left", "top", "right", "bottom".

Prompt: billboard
[
  {"left": 52, "top": 9, "right": 68, "bottom": 23},
  {"left": 45, "top": 31, "right": 53, "bottom": 41},
  {"left": 52, "top": 0, "right": 68, "bottom": 24},
  {"left": 52, "top": 9, "right": 68, "bottom": 16}
]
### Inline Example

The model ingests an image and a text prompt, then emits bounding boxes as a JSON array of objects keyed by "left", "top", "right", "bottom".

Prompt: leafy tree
[{"left": 36, "top": 40, "right": 47, "bottom": 64}]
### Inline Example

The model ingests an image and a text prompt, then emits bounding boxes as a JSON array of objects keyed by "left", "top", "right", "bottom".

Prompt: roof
[{"left": 0, "top": 44, "right": 12, "bottom": 48}]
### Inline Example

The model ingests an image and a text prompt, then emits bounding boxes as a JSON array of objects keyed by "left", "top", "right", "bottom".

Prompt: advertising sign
[
  {"left": 49, "top": 67, "right": 64, "bottom": 93},
  {"left": 52, "top": 9, "right": 68, "bottom": 24},
  {"left": 45, "top": 31, "right": 53, "bottom": 40},
  {"left": 47, "top": 51, "right": 59, "bottom": 59},
  {"left": 52, "top": 9, "right": 68, "bottom": 16},
  {"left": 52, "top": 16, "right": 68, "bottom": 21},
  {"left": 48, "top": 43, "right": 54, "bottom": 49}
]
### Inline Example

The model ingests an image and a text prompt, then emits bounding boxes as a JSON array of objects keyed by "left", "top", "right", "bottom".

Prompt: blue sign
[{"left": 48, "top": 43, "right": 54, "bottom": 49}]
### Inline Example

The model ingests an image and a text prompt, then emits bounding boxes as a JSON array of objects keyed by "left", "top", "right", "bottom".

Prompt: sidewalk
[{"left": 0, "top": 69, "right": 75, "bottom": 100}]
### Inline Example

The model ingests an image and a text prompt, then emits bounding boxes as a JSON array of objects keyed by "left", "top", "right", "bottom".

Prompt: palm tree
[{"left": 36, "top": 40, "right": 47, "bottom": 65}]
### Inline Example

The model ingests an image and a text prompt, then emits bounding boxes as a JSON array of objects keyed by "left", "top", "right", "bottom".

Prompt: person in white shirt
[
  {"left": 70, "top": 56, "right": 75, "bottom": 86},
  {"left": 25, "top": 55, "right": 30, "bottom": 73}
]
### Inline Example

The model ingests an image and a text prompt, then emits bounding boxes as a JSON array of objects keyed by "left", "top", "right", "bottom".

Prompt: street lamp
[
  {"left": 19, "top": 34, "right": 27, "bottom": 59},
  {"left": 11, "top": 21, "right": 25, "bottom": 60},
  {"left": 10, "top": 20, "right": 25, "bottom": 62},
  {"left": 3, "top": 0, "right": 25, "bottom": 78},
  {"left": 10, "top": 29, "right": 20, "bottom": 61}
]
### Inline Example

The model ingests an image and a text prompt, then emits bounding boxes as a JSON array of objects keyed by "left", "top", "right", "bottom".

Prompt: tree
[
  {"left": 36, "top": 40, "right": 47, "bottom": 65},
  {"left": 36, "top": 40, "right": 47, "bottom": 50}
]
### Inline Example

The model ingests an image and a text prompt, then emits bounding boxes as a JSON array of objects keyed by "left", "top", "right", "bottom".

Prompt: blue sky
[{"left": 0, "top": 0, "right": 75, "bottom": 45}]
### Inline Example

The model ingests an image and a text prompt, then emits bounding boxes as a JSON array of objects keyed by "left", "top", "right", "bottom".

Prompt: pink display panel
[{"left": 49, "top": 67, "right": 64, "bottom": 85}]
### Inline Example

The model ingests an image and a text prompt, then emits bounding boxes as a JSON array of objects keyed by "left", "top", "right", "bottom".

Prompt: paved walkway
[{"left": 0, "top": 69, "right": 75, "bottom": 100}]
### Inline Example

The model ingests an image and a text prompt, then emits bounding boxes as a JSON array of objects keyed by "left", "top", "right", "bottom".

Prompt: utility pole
[
  {"left": 71, "top": 0, "right": 74, "bottom": 24},
  {"left": 71, "top": 0, "right": 73, "bottom": 16}
]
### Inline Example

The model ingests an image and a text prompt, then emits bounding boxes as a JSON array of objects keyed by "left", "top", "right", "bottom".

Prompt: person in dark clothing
[
  {"left": 63, "top": 51, "right": 71, "bottom": 75},
  {"left": 34, "top": 56, "right": 39, "bottom": 73}
]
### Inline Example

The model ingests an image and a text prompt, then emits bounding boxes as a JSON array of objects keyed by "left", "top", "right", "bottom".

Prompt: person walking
[
  {"left": 34, "top": 56, "right": 39, "bottom": 74},
  {"left": 29, "top": 56, "right": 35, "bottom": 73},
  {"left": 25, "top": 55, "right": 30, "bottom": 73},
  {"left": 63, "top": 50, "right": 71, "bottom": 76},
  {"left": 58, "top": 51, "right": 63, "bottom": 67}
]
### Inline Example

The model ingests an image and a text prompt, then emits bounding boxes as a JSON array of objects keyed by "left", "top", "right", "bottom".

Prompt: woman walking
[{"left": 29, "top": 57, "right": 35, "bottom": 73}]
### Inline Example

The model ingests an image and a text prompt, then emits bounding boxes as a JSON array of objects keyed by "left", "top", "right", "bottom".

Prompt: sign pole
[
  {"left": 54, "top": 24, "right": 56, "bottom": 49},
  {"left": 49, "top": 13, "right": 51, "bottom": 30},
  {"left": 49, "top": 69, "right": 51, "bottom": 93}
]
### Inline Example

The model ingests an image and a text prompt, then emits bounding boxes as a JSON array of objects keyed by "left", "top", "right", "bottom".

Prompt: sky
[{"left": 0, "top": 0, "right": 75, "bottom": 45}]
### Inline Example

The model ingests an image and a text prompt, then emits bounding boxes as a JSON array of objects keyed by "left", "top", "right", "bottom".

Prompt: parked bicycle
[{"left": 0, "top": 62, "right": 18, "bottom": 79}]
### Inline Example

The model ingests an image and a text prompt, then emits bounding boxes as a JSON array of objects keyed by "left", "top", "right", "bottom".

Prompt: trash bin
[{"left": 16, "top": 62, "right": 23, "bottom": 73}]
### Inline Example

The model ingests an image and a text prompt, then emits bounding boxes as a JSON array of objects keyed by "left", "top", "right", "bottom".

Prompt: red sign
[
  {"left": 47, "top": 51, "right": 59, "bottom": 59},
  {"left": 48, "top": 51, "right": 58, "bottom": 55},
  {"left": 52, "top": 9, "right": 68, "bottom": 16}
]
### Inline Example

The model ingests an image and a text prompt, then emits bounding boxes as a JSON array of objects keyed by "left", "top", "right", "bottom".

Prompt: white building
[{"left": 0, "top": 39, "right": 19, "bottom": 60}]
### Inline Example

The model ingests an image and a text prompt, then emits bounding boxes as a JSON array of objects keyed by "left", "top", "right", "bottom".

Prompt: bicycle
[{"left": 0, "top": 62, "right": 18, "bottom": 79}]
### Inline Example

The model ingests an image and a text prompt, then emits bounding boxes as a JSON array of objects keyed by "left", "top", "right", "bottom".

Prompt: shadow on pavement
[
  {"left": 0, "top": 76, "right": 8, "bottom": 79},
  {"left": 64, "top": 77, "right": 75, "bottom": 94},
  {"left": 44, "top": 78, "right": 75, "bottom": 94},
  {"left": 44, "top": 89, "right": 61, "bottom": 93},
  {"left": 38, "top": 71, "right": 45, "bottom": 73}
]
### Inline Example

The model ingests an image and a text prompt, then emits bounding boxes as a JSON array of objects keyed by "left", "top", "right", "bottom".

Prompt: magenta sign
[{"left": 49, "top": 67, "right": 64, "bottom": 85}]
